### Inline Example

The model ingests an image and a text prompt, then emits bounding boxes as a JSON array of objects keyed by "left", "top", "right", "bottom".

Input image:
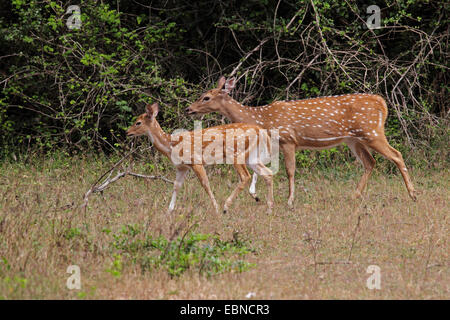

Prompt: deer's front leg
[
  {"left": 224, "top": 164, "right": 252, "bottom": 214},
  {"left": 191, "top": 164, "right": 220, "bottom": 214},
  {"left": 281, "top": 143, "right": 296, "bottom": 207},
  {"left": 168, "top": 166, "right": 189, "bottom": 213}
]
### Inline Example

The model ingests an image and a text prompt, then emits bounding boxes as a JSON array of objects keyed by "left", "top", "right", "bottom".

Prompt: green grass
[{"left": 0, "top": 154, "right": 448, "bottom": 299}]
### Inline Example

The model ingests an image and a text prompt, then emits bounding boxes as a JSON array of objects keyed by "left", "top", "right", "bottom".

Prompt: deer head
[
  {"left": 186, "top": 76, "right": 236, "bottom": 114},
  {"left": 127, "top": 103, "right": 159, "bottom": 137}
]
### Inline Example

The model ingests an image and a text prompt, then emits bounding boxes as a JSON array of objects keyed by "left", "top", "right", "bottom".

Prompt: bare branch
[
  {"left": 229, "top": 38, "right": 269, "bottom": 79},
  {"left": 80, "top": 143, "right": 172, "bottom": 209}
]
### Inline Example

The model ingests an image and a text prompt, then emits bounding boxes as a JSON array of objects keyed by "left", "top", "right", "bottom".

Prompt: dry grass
[{"left": 0, "top": 155, "right": 448, "bottom": 299}]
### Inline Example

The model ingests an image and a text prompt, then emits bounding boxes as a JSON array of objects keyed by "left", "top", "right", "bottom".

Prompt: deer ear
[
  {"left": 217, "top": 76, "right": 226, "bottom": 90},
  {"left": 145, "top": 103, "right": 159, "bottom": 118},
  {"left": 224, "top": 77, "right": 236, "bottom": 94}
]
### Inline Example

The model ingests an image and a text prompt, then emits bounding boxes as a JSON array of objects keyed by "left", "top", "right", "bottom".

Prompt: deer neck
[
  {"left": 146, "top": 122, "right": 172, "bottom": 158},
  {"left": 220, "top": 97, "right": 256, "bottom": 124}
]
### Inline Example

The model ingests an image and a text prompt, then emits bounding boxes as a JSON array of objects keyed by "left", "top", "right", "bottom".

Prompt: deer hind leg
[
  {"left": 249, "top": 171, "right": 260, "bottom": 202},
  {"left": 347, "top": 140, "right": 376, "bottom": 199},
  {"left": 168, "top": 166, "right": 189, "bottom": 213},
  {"left": 223, "top": 164, "right": 252, "bottom": 214},
  {"left": 191, "top": 165, "right": 220, "bottom": 214},
  {"left": 248, "top": 162, "right": 274, "bottom": 213},
  {"left": 281, "top": 143, "right": 296, "bottom": 207},
  {"left": 367, "top": 138, "right": 416, "bottom": 201}
]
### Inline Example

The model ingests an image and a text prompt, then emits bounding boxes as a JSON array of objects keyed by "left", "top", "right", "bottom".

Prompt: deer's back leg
[
  {"left": 367, "top": 138, "right": 416, "bottom": 200},
  {"left": 346, "top": 139, "right": 376, "bottom": 199},
  {"left": 248, "top": 162, "right": 274, "bottom": 213},
  {"left": 249, "top": 172, "right": 260, "bottom": 202}
]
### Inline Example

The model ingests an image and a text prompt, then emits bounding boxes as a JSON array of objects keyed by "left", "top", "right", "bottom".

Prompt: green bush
[
  {"left": 0, "top": 0, "right": 447, "bottom": 163},
  {"left": 109, "top": 224, "right": 256, "bottom": 277}
]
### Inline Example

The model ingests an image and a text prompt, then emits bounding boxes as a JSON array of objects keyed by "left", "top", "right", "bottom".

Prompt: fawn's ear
[
  {"left": 217, "top": 76, "right": 226, "bottom": 90},
  {"left": 145, "top": 103, "right": 159, "bottom": 119},
  {"left": 223, "top": 77, "right": 236, "bottom": 94}
]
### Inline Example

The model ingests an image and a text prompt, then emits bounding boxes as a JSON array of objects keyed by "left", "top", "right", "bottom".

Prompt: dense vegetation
[{"left": 0, "top": 0, "right": 448, "bottom": 160}]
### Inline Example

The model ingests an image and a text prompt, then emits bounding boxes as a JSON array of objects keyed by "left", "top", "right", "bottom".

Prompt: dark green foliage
[
  {"left": 0, "top": 0, "right": 448, "bottom": 161},
  {"left": 109, "top": 224, "right": 255, "bottom": 277},
  {"left": 0, "top": 0, "right": 196, "bottom": 154}
]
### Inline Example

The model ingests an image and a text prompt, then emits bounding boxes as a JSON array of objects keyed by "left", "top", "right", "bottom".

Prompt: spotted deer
[
  {"left": 186, "top": 77, "right": 416, "bottom": 205},
  {"left": 127, "top": 103, "right": 274, "bottom": 214}
]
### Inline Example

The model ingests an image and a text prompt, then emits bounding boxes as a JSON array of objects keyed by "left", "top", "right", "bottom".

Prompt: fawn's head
[
  {"left": 127, "top": 103, "right": 159, "bottom": 137},
  {"left": 186, "top": 76, "right": 236, "bottom": 115}
]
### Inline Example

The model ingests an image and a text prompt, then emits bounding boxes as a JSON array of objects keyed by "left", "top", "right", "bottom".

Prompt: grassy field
[{"left": 0, "top": 154, "right": 448, "bottom": 299}]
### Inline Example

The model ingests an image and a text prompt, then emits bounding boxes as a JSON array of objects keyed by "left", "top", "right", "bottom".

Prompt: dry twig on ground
[{"left": 81, "top": 143, "right": 173, "bottom": 209}]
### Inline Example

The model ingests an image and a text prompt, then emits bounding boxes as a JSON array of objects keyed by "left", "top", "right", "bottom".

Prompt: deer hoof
[{"left": 351, "top": 192, "right": 362, "bottom": 200}]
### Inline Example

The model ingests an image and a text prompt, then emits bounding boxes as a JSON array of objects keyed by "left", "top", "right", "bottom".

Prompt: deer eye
[
  {"left": 136, "top": 121, "right": 142, "bottom": 126},
  {"left": 203, "top": 96, "right": 210, "bottom": 102}
]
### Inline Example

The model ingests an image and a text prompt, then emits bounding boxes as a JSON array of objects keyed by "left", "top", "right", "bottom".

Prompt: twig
[
  {"left": 87, "top": 169, "right": 172, "bottom": 193},
  {"left": 127, "top": 172, "right": 173, "bottom": 184},
  {"left": 347, "top": 214, "right": 362, "bottom": 262},
  {"left": 315, "top": 261, "right": 354, "bottom": 265},
  {"left": 80, "top": 143, "right": 172, "bottom": 209},
  {"left": 229, "top": 38, "right": 269, "bottom": 79}
]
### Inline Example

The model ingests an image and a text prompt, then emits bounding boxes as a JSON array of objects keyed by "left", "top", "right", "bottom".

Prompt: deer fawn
[
  {"left": 186, "top": 76, "right": 416, "bottom": 205},
  {"left": 127, "top": 103, "right": 274, "bottom": 214}
]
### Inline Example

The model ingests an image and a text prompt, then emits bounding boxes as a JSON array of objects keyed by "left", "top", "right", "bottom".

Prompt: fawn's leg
[
  {"left": 223, "top": 164, "right": 252, "bottom": 213},
  {"left": 249, "top": 162, "right": 274, "bottom": 213},
  {"left": 191, "top": 165, "right": 220, "bottom": 214},
  {"left": 347, "top": 139, "right": 376, "bottom": 199},
  {"left": 168, "top": 166, "right": 189, "bottom": 213},
  {"left": 168, "top": 167, "right": 189, "bottom": 213},
  {"left": 249, "top": 171, "right": 260, "bottom": 202}
]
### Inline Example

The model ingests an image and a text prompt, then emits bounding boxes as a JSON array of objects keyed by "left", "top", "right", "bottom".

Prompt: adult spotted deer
[
  {"left": 127, "top": 103, "right": 274, "bottom": 214},
  {"left": 186, "top": 77, "right": 416, "bottom": 205}
]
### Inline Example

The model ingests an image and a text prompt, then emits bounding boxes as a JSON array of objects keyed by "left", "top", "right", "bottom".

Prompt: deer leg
[
  {"left": 168, "top": 166, "right": 189, "bottom": 213},
  {"left": 367, "top": 138, "right": 416, "bottom": 200},
  {"left": 223, "top": 164, "right": 251, "bottom": 214},
  {"left": 248, "top": 162, "right": 274, "bottom": 213},
  {"left": 191, "top": 165, "right": 220, "bottom": 214},
  {"left": 347, "top": 140, "right": 376, "bottom": 199},
  {"left": 249, "top": 171, "right": 260, "bottom": 202},
  {"left": 281, "top": 143, "right": 296, "bottom": 207}
]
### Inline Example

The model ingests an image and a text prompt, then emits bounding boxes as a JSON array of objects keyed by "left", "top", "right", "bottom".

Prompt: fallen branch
[
  {"left": 314, "top": 261, "right": 355, "bottom": 265},
  {"left": 81, "top": 143, "right": 173, "bottom": 209}
]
